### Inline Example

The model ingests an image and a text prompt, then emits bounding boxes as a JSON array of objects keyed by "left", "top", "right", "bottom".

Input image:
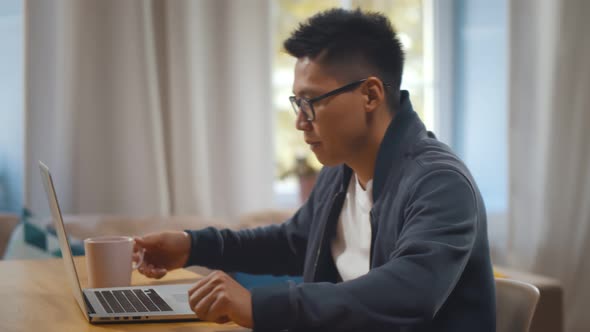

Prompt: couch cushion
[{"left": 3, "top": 209, "right": 84, "bottom": 259}]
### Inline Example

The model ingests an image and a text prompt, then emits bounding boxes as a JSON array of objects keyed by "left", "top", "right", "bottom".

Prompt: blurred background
[{"left": 0, "top": 0, "right": 588, "bottom": 331}]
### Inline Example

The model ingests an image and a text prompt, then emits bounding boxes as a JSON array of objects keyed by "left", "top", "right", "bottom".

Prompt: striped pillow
[{"left": 3, "top": 208, "right": 84, "bottom": 259}]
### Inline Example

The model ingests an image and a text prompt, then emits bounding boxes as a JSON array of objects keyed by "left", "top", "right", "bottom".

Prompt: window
[
  {"left": 271, "top": 0, "right": 431, "bottom": 208},
  {"left": 270, "top": 1, "right": 508, "bottom": 252},
  {"left": 452, "top": 0, "right": 508, "bottom": 250},
  {"left": 0, "top": 0, "right": 23, "bottom": 213}
]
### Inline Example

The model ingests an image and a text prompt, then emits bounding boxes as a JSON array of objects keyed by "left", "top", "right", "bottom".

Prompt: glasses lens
[
  {"left": 289, "top": 97, "right": 300, "bottom": 116},
  {"left": 300, "top": 100, "right": 313, "bottom": 120},
  {"left": 290, "top": 98, "right": 313, "bottom": 121}
]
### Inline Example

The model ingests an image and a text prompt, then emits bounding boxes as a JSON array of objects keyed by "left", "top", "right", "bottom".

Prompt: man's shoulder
[
  {"left": 393, "top": 137, "right": 481, "bottom": 202},
  {"left": 404, "top": 137, "right": 472, "bottom": 178}
]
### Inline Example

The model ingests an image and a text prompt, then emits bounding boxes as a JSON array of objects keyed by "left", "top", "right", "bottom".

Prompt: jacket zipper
[{"left": 369, "top": 209, "right": 376, "bottom": 268}]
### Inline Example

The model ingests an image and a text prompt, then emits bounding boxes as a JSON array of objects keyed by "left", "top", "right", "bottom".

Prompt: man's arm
[
  {"left": 183, "top": 168, "right": 329, "bottom": 276},
  {"left": 251, "top": 169, "right": 481, "bottom": 331}
]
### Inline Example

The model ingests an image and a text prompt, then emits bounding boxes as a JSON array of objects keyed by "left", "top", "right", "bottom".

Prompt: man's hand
[
  {"left": 188, "top": 271, "right": 253, "bottom": 328},
  {"left": 133, "top": 231, "right": 192, "bottom": 279}
]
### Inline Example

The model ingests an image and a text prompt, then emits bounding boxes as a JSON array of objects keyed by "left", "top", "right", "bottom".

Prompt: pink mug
[{"left": 84, "top": 236, "right": 144, "bottom": 288}]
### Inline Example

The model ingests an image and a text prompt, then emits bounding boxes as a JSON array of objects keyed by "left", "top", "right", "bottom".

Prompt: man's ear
[{"left": 363, "top": 77, "right": 385, "bottom": 113}]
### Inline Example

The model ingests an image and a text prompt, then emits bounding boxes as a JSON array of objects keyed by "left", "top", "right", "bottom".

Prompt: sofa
[{"left": 0, "top": 213, "right": 19, "bottom": 258}]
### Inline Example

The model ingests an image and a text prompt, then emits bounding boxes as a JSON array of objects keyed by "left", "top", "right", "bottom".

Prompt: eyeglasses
[{"left": 289, "top": 78, "right": 367, "bottom": 121}]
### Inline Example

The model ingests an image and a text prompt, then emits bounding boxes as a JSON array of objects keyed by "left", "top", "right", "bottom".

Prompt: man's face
[{"left": 292, "top": 57, "right": 369, "bottom": 166}]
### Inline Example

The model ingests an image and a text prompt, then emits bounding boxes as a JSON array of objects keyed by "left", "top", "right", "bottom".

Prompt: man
[{"left": 134, "top": 8, "right": 496, "bottom": 331}]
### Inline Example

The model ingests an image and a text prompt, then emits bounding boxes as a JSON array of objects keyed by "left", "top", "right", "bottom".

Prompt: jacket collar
[{"left": 339, "top": 90, "right": 428, "bottom": 202}]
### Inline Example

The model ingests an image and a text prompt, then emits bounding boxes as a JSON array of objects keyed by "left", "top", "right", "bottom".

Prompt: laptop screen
[{"left": 39, "top": 161, "right": 89, "bottom": 319}]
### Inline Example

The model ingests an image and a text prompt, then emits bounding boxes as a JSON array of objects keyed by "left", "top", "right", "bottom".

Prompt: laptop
[{"left": 39, "top": 161, "right": 200, "bottom": 323}]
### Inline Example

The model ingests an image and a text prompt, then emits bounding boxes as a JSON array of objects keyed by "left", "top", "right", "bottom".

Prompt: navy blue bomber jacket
[{"left": 185, "top": 91, "right": 496, "bottom": 331}]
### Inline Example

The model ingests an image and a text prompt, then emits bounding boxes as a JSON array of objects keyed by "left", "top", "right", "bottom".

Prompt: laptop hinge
[{"left": 83, "top": 292, "right": 97, "bottom": 315}]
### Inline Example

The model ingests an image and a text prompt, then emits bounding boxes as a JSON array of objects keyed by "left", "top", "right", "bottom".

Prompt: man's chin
[{"left": 313, "top": 153, "right": 340, "bottom": 167}]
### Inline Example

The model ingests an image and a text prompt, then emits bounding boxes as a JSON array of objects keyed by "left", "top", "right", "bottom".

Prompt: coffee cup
[{"left": 84, "top": 236, "right": 144, "bottom": 288}]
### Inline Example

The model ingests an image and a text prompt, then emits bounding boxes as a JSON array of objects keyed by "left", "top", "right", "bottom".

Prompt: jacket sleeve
[
  {"left": 251, "top": 169, "right": 479, "bottom": 331},
  {"left": 183, "top": 169, "right": 326, "bottom": 276}
]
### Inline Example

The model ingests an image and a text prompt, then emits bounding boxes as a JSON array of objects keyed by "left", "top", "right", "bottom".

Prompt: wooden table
[{"left": 0, "top": 257, "right": 250, "bottom": 332}]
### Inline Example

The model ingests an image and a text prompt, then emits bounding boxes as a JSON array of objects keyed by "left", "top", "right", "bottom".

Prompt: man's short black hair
[{"left": 284, "top": 8, "right": 405, "bottom": 113}]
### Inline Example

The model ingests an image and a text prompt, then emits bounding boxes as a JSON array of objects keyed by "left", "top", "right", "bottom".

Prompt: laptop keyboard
[{"left": 94, "top": 289, "right": 174, "bottom": 314}]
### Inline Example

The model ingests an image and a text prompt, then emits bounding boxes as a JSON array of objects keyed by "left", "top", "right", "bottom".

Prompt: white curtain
[
  {"left": 25, "top": 0, "right": 274, "bottom": 219},
  {"left": 508, "top": 0, "right": 590, "bottom": 331}
]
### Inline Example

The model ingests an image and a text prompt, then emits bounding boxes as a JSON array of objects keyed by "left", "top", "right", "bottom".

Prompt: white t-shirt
[{"left": 331, "top": 174, "right": 373, "bottom": 281}]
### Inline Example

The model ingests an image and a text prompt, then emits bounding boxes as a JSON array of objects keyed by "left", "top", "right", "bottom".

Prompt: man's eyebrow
[{"left": 292, "top": 88, "right": 319, "bottom": 98}]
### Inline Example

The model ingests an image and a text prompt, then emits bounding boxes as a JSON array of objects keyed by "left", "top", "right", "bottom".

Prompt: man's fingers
[
  {"left": 191, "top": 286, "right": 232, "bottom": 324},
  {"left": 215, "top": 316, "right": 231, "bottom": 324},
  {"left": 149, "top": 268, "right": 167, "bottom": 279},
  {"left": 188, "top": 275, "right": 211, "bottom": 296},
  {"left": 133, "top": 237, "right": 147, "bottom": 251},
  {"left": 206, "top": 291, "right": 230, "bottom": 323},
  {"left": 138, "top": 264, "right": 167, "bottom": 279},
  {"left": 132, "top": 252, "right": 142, "bottom": 263},
  {"left": 191, "top": 289, "right": 218, "bottom": 319},
  {"left": 133, "top": 237, "right": 142, "bottom": 252},
  {"left": 188, "top": 277, "right": 218, "bottom": 309},
  {"left": 133, "top": 235, "right": 161, "bottom": 250}
]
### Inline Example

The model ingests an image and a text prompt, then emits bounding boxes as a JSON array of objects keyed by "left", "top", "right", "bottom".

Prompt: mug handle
[{"left": 132, "top": 248, "right": 145, "bottom": 270}]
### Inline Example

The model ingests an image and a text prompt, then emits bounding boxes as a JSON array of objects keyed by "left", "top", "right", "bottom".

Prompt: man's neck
[
  {"left": 349, "top": 147, "right": 378, "bottom": 190},
  {"left": 348, "top": 111, "right": 393, "bottom": 190}
]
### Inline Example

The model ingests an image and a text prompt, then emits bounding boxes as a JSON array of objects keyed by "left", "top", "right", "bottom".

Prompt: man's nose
[{"left": 295, "top": 110, "right": 312, "bottom": 131}]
